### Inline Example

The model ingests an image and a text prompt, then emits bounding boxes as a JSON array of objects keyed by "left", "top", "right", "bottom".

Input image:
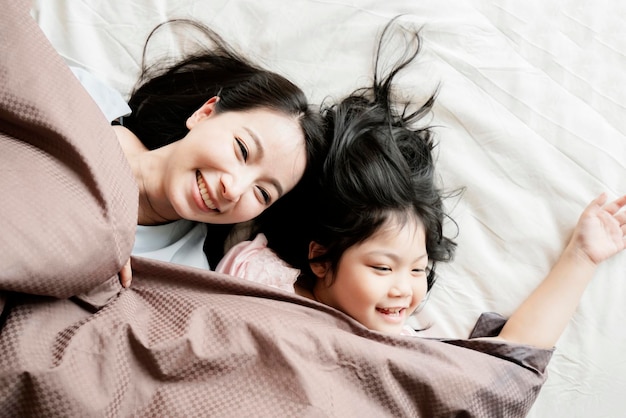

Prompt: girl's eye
[
  {"left": 371, "top": 266, "right": 391, "bottom": 272},
  {"left": 235, "top": 137, "right": 248, "bottom": 162},
  {"left": 256, "top": 186, "right": 270, "bottom": 205}
]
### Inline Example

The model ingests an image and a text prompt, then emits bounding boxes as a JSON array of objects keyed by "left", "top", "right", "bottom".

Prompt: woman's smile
[{"left": 195, "top": 170, "right": 219, "bottom": 212}]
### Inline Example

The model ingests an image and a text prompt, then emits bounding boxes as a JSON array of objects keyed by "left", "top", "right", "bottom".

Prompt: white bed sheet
[{"left": 32, "top": 1, "right": 626, "bottom": 416}]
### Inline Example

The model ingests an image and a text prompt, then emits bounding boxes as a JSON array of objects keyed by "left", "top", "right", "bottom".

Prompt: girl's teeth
[
  {"left": 378, "top": 308, "right": 402, "bottom": 316},
  {"left": 196, "top": 172, "right": 217, "bottom": 210}
]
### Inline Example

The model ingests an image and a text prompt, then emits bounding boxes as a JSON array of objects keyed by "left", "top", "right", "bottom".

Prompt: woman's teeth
[{"left": 196, "top": 171, "right": 217, "bottom": 210}]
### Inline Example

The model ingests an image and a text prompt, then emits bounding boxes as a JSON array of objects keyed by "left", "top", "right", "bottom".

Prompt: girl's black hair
[
  {"left": 121, "top": 20, "right": 326, "bottom": 267},
  {"left": 264, "top": 17, "right": 457, "bottom": 292}
]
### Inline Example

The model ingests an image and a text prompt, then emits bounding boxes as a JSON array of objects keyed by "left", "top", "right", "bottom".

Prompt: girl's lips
[
  {"left": 195, "top": 171, "right": 219, "bottom": 212},
  {"left": 376, "top": 307, "right": 406, "bottom": 323}
]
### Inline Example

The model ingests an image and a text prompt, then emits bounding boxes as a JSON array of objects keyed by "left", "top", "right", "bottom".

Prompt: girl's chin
[
  {"left": 364, "top": 320, "right": 405, "bottom": 335},
  {"left": 378, "top": 325, "right": 404, "bottom": 334}
]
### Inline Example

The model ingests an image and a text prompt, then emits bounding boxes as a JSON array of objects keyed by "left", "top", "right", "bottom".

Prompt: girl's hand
[
  {"left": 496, "top": 192, "right": 626, "bottom": 348},
  {"left": 119, "top": 258, "right": 132, "bottom": 288},
  {"left": 568, "top": 193, "right": 626, "bottom": 266}
]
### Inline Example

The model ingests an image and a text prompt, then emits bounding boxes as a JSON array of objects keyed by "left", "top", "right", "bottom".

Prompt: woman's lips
[{"left": 196, "top": 171, "right": 218, "bottom": 211}]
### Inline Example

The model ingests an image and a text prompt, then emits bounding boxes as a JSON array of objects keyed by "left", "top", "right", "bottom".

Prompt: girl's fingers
[
  {"left": 603, "top": 194, "right": 626, "bottom": 215},
  {"left": 595, "top": 192, "right": 609, "bottom": 206}
]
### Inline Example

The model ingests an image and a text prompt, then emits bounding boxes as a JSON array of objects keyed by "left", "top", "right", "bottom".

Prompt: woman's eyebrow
[
  {"left": 271, "top": 178, "right": 284, "bottom": 198},
  {"left": 244, "top": 126, "right": 264, "bottom": 159},
  {"left": 243, "top": 126, "right": 283, "bottom": 197}
]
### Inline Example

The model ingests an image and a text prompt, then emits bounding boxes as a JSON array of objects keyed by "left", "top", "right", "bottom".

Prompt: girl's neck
[{"left": 294, "top": 281, "right": 317, "bottom": 302}]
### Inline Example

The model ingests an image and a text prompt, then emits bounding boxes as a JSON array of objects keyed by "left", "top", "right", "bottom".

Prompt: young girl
[
  {"left": 105, "top": 20, "right": 326, "bottom": 286},
  {"left": 217, "top": 20, "right": 626, "bottom": 348}
]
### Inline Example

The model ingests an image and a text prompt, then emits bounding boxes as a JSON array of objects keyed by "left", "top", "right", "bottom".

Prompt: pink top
[{"left": 215, "top": 233, "right": 300, "bottom": 292}]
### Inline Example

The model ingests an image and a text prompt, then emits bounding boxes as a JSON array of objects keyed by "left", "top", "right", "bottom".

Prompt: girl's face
[
  {"left": 312, "top": 215, "right": 429, "bottom": 334},
  {"left": 163, "top": 97, "right": 307, "bottom": 224}
]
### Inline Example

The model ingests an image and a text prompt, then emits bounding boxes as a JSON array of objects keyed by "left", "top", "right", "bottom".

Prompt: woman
[{"left": 109, "top": 20, "right": 326, "bottom": 285}]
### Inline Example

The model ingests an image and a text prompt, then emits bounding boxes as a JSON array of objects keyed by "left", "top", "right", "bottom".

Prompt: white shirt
[
  {"left": 72, "top": 65, "right": 209, "bottom": 269},
  {"left": 133, "top": 220, "right": 209, "bottom": 269}
]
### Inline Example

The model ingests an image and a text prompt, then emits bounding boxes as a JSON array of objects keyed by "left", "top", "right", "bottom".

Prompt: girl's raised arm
[{"left": 494, "top": 193, "right": 626, "bottom": 348}]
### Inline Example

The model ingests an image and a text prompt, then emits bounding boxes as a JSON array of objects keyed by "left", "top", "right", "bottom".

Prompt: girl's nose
[{"left": 389, "top": 273, "right": 412, "bottom": 297}]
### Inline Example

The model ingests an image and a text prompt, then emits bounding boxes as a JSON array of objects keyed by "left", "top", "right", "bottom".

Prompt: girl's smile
[{"left": 375, "top": 306, "right": 408, "bottom": 324}]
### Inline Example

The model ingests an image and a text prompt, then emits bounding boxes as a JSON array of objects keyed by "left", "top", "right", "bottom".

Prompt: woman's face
[
  {"left": 312, "top": 215, "right": 429, "bottom": 335},
  {"left": 163, "top": 97, "right": 307, "bottom": 224}
]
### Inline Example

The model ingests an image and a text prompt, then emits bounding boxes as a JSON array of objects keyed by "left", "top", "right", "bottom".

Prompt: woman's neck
[
  {"left": 113, "top": 125, "right": 179, "bottom": 226},
  {"left": 133, "top": 152, "right": 179, "bottom": 226}
]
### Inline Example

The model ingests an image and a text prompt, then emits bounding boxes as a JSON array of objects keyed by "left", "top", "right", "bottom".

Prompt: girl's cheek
[{"left": 412, "top": 289, "right": 425, "bottom": 309}]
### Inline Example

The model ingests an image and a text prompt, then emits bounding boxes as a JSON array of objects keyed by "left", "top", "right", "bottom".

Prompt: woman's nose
[{"left": 220, "top": 172, "right": 248, "bottom": 202}]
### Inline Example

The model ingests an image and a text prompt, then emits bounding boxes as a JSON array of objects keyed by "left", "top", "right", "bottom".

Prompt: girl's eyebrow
[
  {"left": 243, "top": 126, "right": 284, "bottom": 197},
  {"left": 367, "top": 251, "right": 428, "bottom": 263}
]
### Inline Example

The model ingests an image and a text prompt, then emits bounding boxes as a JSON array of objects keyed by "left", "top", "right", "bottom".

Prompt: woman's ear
[
  {"left": 186, "top": 96, "right": 219, "bottom": 129},
  {"left": 308, "top": 241, "right": 330, "bottom": 279}
]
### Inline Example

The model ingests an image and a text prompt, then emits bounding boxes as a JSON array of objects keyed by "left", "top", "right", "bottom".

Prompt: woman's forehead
[{"left": 243, "top": 110, "right": 307, "bottom": 192}]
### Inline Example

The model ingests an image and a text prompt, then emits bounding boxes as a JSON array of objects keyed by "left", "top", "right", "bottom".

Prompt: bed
[{"left": 1, "top": 0, "right": 624, "bottom": 416}]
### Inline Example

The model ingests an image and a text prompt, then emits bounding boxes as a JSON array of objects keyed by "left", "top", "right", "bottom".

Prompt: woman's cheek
[{"left": 233, "top": 196, "right": 264, "bottom": 223}]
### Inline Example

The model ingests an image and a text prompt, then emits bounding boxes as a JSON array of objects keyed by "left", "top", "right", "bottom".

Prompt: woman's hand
[
  {"left": 119, "top": 258, "right": 132, "bottom": 288},
  {"left": 568, "top": 193, "right": 626, "bottom": 266}
]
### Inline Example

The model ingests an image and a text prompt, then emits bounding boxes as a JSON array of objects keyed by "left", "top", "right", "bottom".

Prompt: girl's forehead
[
  {"left": 358, "top": 213, "right": 425, "bottom": 249},
  {"left": 378, "top": 211, "right": 424, "bottom": 234}
]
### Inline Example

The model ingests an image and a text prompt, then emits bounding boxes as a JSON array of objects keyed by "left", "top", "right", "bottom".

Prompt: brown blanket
[{"left": 0, "top": 2, "right": 552, "bottom": 416}]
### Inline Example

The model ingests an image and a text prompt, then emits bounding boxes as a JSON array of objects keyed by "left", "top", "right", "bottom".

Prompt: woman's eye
[
  {"left": 412, "top": 268, "right": 426, "bottom": 274},
  {"left": 371, "top": 266, "right": 390, "bottom": 272},
  {"left": 235, "top": 137, "right": 248, "bottom": 162},
  {"left": 256, "top": 186, "right": 270, "bottom": 205}
]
